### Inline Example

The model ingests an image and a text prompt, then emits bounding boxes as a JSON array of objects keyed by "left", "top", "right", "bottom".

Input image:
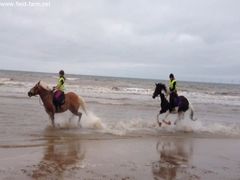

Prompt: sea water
[{"left": 0, "top": 69, "right": 240, "bottom": 143}]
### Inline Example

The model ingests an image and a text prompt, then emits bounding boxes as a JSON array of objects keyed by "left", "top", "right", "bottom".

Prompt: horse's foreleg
[
  {"left": 49, "top": 112, "right": 55, "bottom": 127},
  {"left": 157, "top": 113, "right": 162, "bottom": 127},
  {"left": 162, "top": 111, "right": 171, "bottom": 125}
]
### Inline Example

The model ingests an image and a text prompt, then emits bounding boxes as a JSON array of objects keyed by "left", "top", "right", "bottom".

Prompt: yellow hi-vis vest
[
  {"left": 169, "top": 79, "right": 177, "bottom": 93},
  {"left": 57, "top": 77, "right": 65, "bottom": 92}
]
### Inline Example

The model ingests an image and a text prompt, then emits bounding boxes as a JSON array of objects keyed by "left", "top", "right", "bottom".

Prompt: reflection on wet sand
[
  {"left": 31, "top": 128, "right": 85, "bottom": 179},
  {"left": 152, "top": 137, "right": 193, "bottom": 180}
]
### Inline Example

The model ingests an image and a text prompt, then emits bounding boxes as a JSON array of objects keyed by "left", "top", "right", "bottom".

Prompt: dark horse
[
  {"left": 28, "top": 81, "right": 87, "bottom": 127},
  {"left": 152, "top": 83, "right": 196, "bottom": 126}
]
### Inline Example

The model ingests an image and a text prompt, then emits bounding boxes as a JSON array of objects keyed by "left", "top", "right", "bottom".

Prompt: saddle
[
  {"left": 173, "top": 96, "right": 179, "bottom": 107},
  {"left": 53, "top": 90, "right": 65, "bottom": 111}
]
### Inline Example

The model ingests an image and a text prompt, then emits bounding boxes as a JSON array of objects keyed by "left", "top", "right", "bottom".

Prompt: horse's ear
[{"left": 37, "top": 81, "right": 40, "bottom": 85}]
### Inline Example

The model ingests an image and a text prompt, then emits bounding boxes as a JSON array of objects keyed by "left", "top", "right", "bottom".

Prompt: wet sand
[
  {"left": 1, "top": 95, "right": 240, "bottom": 179},
  {"left": 1, "top": 133, "right": 240, "bottom": 180}
]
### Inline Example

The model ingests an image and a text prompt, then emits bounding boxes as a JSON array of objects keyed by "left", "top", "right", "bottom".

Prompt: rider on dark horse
[
  {"left": 53, "top": 70, "right": 65, "bottom": 112},
  {"left": 169, "top": 73, "right": 178, "bottom": 112}
]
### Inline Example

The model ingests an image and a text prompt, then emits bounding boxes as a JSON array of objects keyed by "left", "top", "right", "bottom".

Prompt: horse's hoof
[
  {"left": 166, "top": 121, "right": 171, "bottom": 125},
  {"left": 158, "top": 122, "right": 162, "bottom": 127},
  {"left": 163, "top": 120, "right": 171, "bottom": 125}
]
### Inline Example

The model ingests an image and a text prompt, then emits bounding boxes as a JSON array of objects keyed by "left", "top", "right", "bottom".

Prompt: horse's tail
[
  {"left": 78, "top": 96, "right": 88, "bottom": 116},
  {"left": 189, "top": 102, "right": 197, "bottom": 121}
]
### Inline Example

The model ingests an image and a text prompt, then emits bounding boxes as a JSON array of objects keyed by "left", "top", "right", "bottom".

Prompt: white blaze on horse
[
  {"left": 28, "top": 81, "right": 87, "bottom": 127},
  {"left": 152, "top": 83, "right": 196, "bottom": 127}
]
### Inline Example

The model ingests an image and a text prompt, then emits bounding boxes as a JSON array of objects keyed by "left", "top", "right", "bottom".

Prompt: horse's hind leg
[
  {"left": 69, "top": 106, "right": 83, "bottom": 127},
  {"left": 71, "top": 111, "right": 82, "bottom": 127},
  {"left": 157, "top": 113, "right": 162, "bottom": 127},
  {"left": 174, "top": 112, "right": 184, "bottom": 125},
  {"left": 77, "top": 112, "right": 82, "bottom": 126},
  {"left": 48, "top": 112, "right": 55, "bottom": 127}
]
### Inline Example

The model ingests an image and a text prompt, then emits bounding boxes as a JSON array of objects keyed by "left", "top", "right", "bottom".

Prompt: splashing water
[
  {"left": 49, "top": 110, "right": 240, "bottom": 138},
  {"left": 48, "top": 111, "right": 105, "bottom": 129},
  {"left": 81, "top": 111, "right": 106, "bottom": 129}
]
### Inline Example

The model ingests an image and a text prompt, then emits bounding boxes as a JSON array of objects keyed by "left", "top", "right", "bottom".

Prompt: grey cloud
[{"left": 0, "top": 0, "right": 240, "bottom": 83}]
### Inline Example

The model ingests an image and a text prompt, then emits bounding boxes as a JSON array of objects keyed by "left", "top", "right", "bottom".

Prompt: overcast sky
[{"left": 0, "top": 0, "right": 240, "bottom": 83}]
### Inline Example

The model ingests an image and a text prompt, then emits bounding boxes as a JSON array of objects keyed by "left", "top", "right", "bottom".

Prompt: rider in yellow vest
[
  {"left": 169, "top": 73, "right": 178, "bottom": 112},
  {"left": 56, "top": 70, "right": 65, "bottom": 92},
  {"left": 53, "top": 70, "right": 65, "bottom": 111}
]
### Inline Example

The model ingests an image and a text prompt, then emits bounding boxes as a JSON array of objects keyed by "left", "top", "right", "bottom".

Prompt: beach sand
[
  {"left": 1, "top": 134, "right": 240, "bottom": 180},
  {"left": 1, "top": 95, "right": 240, "bottom": 180}
]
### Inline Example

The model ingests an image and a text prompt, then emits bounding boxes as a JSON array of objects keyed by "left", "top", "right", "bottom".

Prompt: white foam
[
  {"left": 51, "top": 111, "right": 78, "bottom": 128},
  {"left": 82, "top": 111, "right": 105, "bottom": 129},
  {"left": 81, "top": 111, "right": 106, "bottom": 129},
  {"left": 101, "top": 119, "right": 158, "bottom": 136},
  {"left": 67, "top": 77, "right": 79, "bottom": 81},
  {"left": 170, "top": 118, "right": 240, "bottom": 137},
  {"left": 50, "top": 110, "right": 105, "bottom": 130},
  {"left": 181, "top": 91, "right": 240, "bottom": 106},
  {"left": 123, "top": 87, "right": 152, "bottom": 95},
  {"left": 0, "top": 78, "right": 12, "bottom": 82},
  {"left": 40, "top": 110, "right": 240, "bottom": 137},
  {"left": 99, "top": 117, "right": 240, "bottom": 137}
]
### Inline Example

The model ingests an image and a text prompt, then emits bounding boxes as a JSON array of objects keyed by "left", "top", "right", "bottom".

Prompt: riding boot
[
  {"left": 56, "top": 105, "right": 60, "bottom": 112},
  {"left": 58, "top": 105, "right": 61, "bottom": 112},
  {"left": 171, "top": 108, "right": 177, "bottom": 114}
]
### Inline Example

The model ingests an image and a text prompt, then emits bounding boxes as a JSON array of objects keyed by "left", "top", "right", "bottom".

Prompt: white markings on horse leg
[
  {"left": 49, "top": 113, "right": 55, "bottom": 127},
  {"left": 174, "top": 112, "right": 182, "bottom": 125},
  {"left": 181, "top": 112, "right": 185, "bottom": 120},
  {"left": 162, "top": 111, "right": 171, "bottom": 125},
  {"left": 157, "top": 113, "right": 162, "bottom": 127}
]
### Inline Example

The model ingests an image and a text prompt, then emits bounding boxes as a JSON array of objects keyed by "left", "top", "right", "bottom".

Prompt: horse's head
[
  {"left": 28, "top": 81, "right": 51, "bottom": 97},
  {"left": 152, "top": 83, "right": 167, "bottom": 99}
]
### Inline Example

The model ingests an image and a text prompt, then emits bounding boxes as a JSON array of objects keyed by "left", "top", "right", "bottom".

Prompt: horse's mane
[
  {"left": 157, "top": 83, "right": 166, "bottom": 87},
  {"left": 157, "top": 83, "right": 167, "bottom": 93},
  {"left": 39, "top": 81, "right": 51, "bottom": 91}
]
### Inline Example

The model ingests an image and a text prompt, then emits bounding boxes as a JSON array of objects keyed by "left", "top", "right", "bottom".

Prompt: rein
[{"left": 38, "top": 87, "right": 53, "bottom": 106}]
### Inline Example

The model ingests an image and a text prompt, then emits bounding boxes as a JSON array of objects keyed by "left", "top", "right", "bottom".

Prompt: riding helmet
[
  {"left": 59, "top": 70, "right": 65, "bottom": 76},
  {"left": 169, "top": 73, "right": 174, "bottom": 79}
]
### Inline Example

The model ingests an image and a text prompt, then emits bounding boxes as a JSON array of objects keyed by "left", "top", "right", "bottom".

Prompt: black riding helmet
[
  {"left": 59, "top": 70, "right": 65, "bottom": 76},
  {"left": 169, "top": 73, "right": 174, "bottom": 79}
]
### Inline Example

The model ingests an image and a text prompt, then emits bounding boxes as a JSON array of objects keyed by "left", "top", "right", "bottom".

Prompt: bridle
[{"left": 29, "top": 83, "right": 53, "bottom": 105}]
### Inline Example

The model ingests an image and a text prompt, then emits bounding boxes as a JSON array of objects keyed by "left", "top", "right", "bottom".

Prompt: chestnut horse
[{"left": 28, "top": 81, "right": 87, "bottom": 127}]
